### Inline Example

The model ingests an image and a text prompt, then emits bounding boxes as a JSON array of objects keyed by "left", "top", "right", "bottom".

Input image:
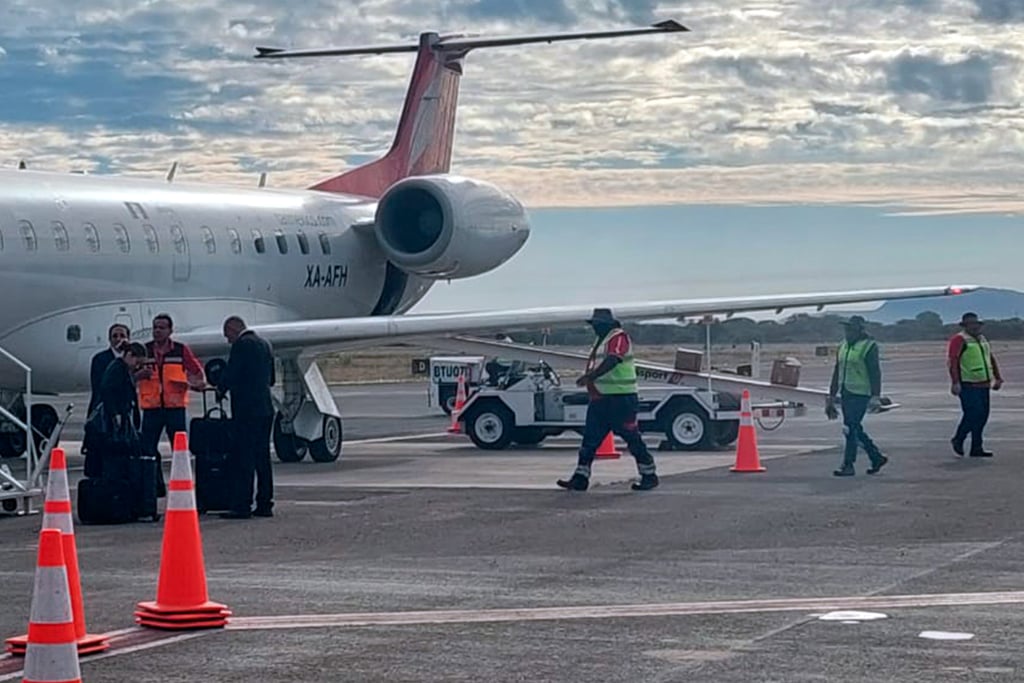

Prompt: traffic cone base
[
  {"left": 135, "top": 614, "right": 230, "bottom": 630},
  {"left": 731, "top": 390, "right": 766, "bottom": 473},
  {"left": 135, "top": 600, "right": 231, "bottom": 617},
  {"left": 137, "top": 432, "right": 229, "bottom": 631},
  {"left": 5, "top": 632, "right": 108, "bottom": 656},
  {"left": 595, "top": 431, "right": 621, "bottom": 459}
]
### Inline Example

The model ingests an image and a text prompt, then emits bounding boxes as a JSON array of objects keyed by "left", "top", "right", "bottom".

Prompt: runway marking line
[
  {"left": 2, "top": 590, "right": 1020, "bottom": 677},
  {"left": 222, "top": 590, "right": 1024, "bottom": 630}
]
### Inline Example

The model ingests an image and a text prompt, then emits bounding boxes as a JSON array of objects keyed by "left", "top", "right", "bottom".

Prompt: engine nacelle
[{"left": 374, "top": 175, "right": 530, "bottom": 279}]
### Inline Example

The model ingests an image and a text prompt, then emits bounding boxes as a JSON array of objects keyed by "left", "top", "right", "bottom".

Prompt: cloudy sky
[
  {"left": 3, "top": 0, "right": 1024, "bottom": 210},
  {"left": 1, "top": 0, "right": 1023, "bottom": 312}
]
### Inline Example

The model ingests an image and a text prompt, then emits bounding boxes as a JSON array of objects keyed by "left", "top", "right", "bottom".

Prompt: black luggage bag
[
  {"left": 189, "top": 390, "right": 235, "bottom": 514},
  {"left": 77, "top": 476, "right": 135, "bottom": 525},
  {"left": 78, "top": 421, "right": 159, "bottom": 524}
]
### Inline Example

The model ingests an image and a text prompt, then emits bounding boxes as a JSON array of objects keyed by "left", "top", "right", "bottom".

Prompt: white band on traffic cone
[
  {"left": 170, "top": 449, "right": 193, "bottom": 483},
  {"left": 167, "top": 489, "right": 196, "bottom": 511},
  {"left": 30, "top": 567, "right": 73, "bottom": 624},
  {"left": 42, "top": 510, "right": 74, "bottom": 534},
  {"left": 23, "top": 642, "right": 81, "bottom": 682}
]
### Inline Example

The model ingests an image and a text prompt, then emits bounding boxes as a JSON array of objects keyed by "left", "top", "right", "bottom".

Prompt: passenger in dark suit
[
  {"left": 87, "top": 342, "right": 146, "bottom": 477},
  {"left": 216, "top": 316, "right": 276, "bottom": 519},
  {"left": 99, "top": 342, "right": 146, "bottom": 437},
  {"left": 87, "top": 323, "right": 130, "bottom": 417},
  {"left": 83, "top": 324, "right": 131, "bottom": 477}
]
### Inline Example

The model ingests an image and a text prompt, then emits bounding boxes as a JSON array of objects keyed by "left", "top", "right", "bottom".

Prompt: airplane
[{"left": 0, "top": 19, "right": 973, "bottom": 463}]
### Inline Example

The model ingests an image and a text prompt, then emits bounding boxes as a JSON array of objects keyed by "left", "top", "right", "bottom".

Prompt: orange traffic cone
[
  {"left": 447, "top": 373, "right": 468, "bottom": 434},
  {"left": 20, "top": 528, "right": 82, "bottom": 683},
  {"left": 731, "top": 390, "right": 765, "bottom": 473},
  {"left": 135, "top": 432, "right": 230, "bottom": 630},
  {"left": 595, "top": 431, "right": 621, "bottom": 459},
  {"left": 6, "top": 448, "right": 109, "bottom": 656}
]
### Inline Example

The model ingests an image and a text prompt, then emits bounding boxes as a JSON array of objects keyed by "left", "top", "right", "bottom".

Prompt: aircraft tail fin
[{"left": 255, "top": 20, "right": 688, "bottom": 198}]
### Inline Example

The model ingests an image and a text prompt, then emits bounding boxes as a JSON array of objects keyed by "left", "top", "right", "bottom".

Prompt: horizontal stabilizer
[{"left": 254, "top": 20, "right": 689, "bottom": 59}]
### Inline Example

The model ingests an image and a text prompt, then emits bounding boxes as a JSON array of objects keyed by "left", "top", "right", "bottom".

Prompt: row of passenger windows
[{"left": 0, "top": 221, "right": 332, "bottom": 256}]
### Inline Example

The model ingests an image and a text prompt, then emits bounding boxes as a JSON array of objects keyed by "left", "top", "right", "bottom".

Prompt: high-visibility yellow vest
[
  {"left": 588, "top": 329, "right": 638, "bottom": 395},
  {"left": 959, "top": 333, "right": 993, "bottom": 384},
  {"left": 838, "top": 338, "right": 876, "bottom": 396}
]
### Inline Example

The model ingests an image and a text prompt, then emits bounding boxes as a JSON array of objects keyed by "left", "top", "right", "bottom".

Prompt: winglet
[
  {"left": 653, "top": 19, "right": 690, "bottom": 32},
  {"left": 254, "top": 46, "right": 286, "bottom": 58}
]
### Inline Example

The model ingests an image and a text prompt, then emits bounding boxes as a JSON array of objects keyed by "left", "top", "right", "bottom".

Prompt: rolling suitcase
[
  {"left": 190, "top": 390, "right": 235, "bottom": 514},
  {"left": 77, "top": 474, "right": 135, "bottom": 525},
  {"left": 131, "top": 453, "right": 159, "bottom": 522}
]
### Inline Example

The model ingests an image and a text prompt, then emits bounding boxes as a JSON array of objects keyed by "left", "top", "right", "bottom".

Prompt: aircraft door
[{"left": 170, "top": 224, "right": 191, "bottom": 282}]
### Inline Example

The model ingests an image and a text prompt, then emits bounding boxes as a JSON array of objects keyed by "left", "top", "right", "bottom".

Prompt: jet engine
[{"left": 373, "top": 175, "right": 530, "bottom": 279}]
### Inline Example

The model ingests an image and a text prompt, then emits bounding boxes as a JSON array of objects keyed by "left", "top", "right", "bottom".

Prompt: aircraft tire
[
  {"left": 309, "top": 415, "right": 343, "bottom": 462},
  {"left": 273, "top": 413, "right": 308, "bottom": 463}
]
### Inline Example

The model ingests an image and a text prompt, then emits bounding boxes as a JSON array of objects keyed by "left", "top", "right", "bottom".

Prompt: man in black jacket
[
  {"left": 216, "top": 316, "right": 276, "bottom": 519},
  {"left": 88, "top": 323, "right": 130, "bottom": 417}
]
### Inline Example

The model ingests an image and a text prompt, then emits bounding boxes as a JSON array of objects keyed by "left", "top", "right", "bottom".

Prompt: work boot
[
  {"left": 631, "top": 474, "right": 659, "bottom": 491},
  {"left": 556, "top": 473, "right": 589, "bottom": 491},
  {"left": 866, "top": 455, "right": 888, "bottom": 475},
  {"left": 832, "top": 466, "right": 855, "bottom": 477},
  {"left": 951, "top": 438, "right": 965, "bottom": 457}
]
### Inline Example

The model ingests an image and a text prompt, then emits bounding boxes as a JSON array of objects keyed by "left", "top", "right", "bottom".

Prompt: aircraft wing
[{"left": 176, "top": 285, "right": 975, "bottom": 356}]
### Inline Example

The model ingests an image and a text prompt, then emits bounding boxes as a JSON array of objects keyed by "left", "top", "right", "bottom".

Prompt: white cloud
[{"left": 0, "top": 0, "right": 1023, "bottom": 211}]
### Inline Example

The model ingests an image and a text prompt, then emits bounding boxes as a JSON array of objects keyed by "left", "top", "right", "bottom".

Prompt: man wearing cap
[
  {"left": 557, "top": 308, "right": 659, "bottom": 492},
  {"left": 948, "top": 312, "right": 1003, "bottom": 458},
  {"left": 827, "top": 315, "right": 887, "bottom": 477}
]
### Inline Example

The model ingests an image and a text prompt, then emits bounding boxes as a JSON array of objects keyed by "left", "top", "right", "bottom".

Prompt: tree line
[{"left": 512, "top": 312, "right": 1024, "bottom": 347}]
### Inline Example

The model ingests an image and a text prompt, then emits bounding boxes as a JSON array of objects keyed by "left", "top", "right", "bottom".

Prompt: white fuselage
[{"left": 0, "top": 169, "right": 434, "bottom": 394}]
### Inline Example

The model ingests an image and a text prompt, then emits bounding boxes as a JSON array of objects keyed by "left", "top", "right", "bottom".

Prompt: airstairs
[{"left": 0, "top": 346, "right": 70, "bottom": 515}]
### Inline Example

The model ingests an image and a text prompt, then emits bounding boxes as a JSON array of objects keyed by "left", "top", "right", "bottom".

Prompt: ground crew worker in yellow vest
[
  {"left": 827, "top": 315, "right": 887, "bottom": 477},
  {"left": 948, "top": 312, "right": 1003, "bottom": 458},
  {"left": 137, "top": 313, "right": 206, "bottom": 496},
  {"left": 557, "top": 308, "right": 658, "bottom": 492}
]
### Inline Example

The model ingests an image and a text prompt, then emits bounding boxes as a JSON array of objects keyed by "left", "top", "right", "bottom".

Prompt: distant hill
[{"left": 858, "top": 287, "right": 1024, "bottom": 324}]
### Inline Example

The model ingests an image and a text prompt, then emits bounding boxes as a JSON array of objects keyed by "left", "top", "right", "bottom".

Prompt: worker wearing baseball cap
[
  {"left": 948, "top": 312, "right": 1003, "bottom": 457},
  {"left": 827, "top": 315, "right": 887, "bottom": 477},
  {"left": 557, "top": 308, "right": 658, "bottom": 492}
]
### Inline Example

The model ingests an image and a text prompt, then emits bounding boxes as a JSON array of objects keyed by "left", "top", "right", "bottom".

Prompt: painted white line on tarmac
[
  {"left": 345, "top": 432, "right": 451, "bottom": 445},
  {"left": 224, "top": 590, "right": 1024, "bottom": 631},
  {"left": 0, "top": 631, "right": 209, "bottom": 682}
]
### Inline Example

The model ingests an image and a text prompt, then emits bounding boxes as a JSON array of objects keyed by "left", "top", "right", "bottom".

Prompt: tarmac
[{"left": 1, "top": 349, "right": 1024, "bottom": 681}]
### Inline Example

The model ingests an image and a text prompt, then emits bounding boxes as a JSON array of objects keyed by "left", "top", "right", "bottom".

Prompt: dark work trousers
[
  {"left": 575, "top": 394, "right": 657, "bottom": 478},
  {"left": 840, "top": 393, "right": 883, "bottom": 468},
  {"left": 954, "top": 384, "right": 991, "bottom": 454},
  {"left": 141, "top": 407, "right": 187, "bottom": 496},
  {"left": 231, "top": 415, "right": 275, "bottom": 514}
]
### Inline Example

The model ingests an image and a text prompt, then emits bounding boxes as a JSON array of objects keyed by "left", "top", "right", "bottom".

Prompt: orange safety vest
[{"left": 138, "top": 341, "right": 191, "bottom": 410}]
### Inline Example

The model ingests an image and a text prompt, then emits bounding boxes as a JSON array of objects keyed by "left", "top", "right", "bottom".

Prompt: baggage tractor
[{"left": 190, "top": 390, "right": 235, "bottom": 514}]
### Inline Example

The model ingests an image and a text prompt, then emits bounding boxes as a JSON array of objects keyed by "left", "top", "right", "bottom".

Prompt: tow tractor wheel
[
  {"left": 439, "top": 386, "right": 457, "bottom": 416},
  {"left": 511, "top": 427, "right": 546, "bottom": 447},
  {"left": 714, "top": 420, "right": 740, "bottom": 448},
  {"left": 664, "top": 400, "right": 712, "bottom": 451},
  {"left": 310, "top": 415, "right": 343, "bottom": 463},
  {"left": 465, "top": 403, "right": 515, "bottom": 450},
  {"left": 273, "top": 413, "right": 308, "bottom": 463}
]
